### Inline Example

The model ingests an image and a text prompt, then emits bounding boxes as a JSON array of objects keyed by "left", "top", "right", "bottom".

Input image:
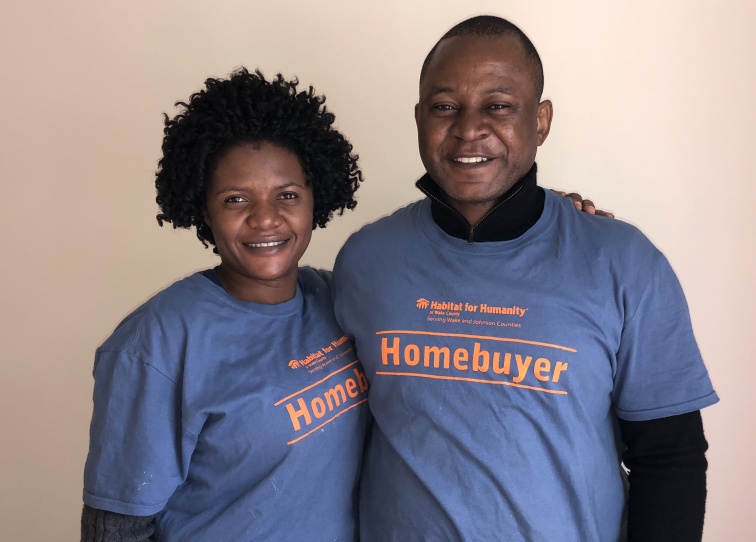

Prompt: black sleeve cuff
[{"left": 81, "top": 504, "right": 156, "bottom": 542}]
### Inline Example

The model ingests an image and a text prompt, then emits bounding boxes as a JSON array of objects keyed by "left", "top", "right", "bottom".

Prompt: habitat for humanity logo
[
  {"left": 415, "top": 298, "right": 463, "bottom": 311},
  {"left": 288, "top": 336, "right": 351, "bottom": 370},
  {"left": 288, "top": 350, "right": 325, "bottom": 370},
  {"left": 415, "top": 297, "right": 528, "bottom": 317}
]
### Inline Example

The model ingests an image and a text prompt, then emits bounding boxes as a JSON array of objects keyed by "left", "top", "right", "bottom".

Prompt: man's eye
[
  {"left": 433, "top": 104, "right": 455, "bottom": 111},
  {"left": 488, "top": 104, "right": 510, "bottom": 110}
]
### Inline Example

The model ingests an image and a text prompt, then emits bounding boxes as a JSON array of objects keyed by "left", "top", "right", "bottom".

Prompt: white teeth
[
  {"left": 246, "top": 241, "right": 286, "bottom": 248},
  {"left": 454, "top": 157, "right": 489, "bottom": 163}
]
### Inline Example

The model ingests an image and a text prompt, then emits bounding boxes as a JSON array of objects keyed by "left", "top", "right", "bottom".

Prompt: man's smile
[{"left": 452, "top": 156, "right": 491, "bottom": 164}]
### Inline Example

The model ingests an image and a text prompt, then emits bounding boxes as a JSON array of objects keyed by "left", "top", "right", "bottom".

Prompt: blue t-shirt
[
  {"left": 332, "top": 191, "right": 718, "bottom": 542},
  {"left": 84, "top": 267, "right": 369, "bottom": 541}
]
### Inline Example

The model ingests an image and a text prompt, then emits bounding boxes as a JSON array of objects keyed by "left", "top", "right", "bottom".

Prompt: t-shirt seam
[
  {"left": 621, "top": 252, "right": 663, "bottom": 328},
  {"left": 97, "top": 347, "right": 180, "bottom": 387},
  {"left": 95, "top": 349, "right": 203, "bottom": 437},
  {"left": 83, "top": 489, "right": 169, "bottom": 513},
  {"left": 615, "top": 390, "right": 719, "bottom": 419}
]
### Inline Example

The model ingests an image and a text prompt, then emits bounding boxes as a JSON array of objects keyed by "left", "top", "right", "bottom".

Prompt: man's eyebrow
[
  {"left": 485, "top": 87, "right": 513, "bottom": 95},
  {"left": 427, "top": 85, "right": 455, "bottom": 96},
  {"left": 425, "top": 86, "right": 514, "bottom": 96}
]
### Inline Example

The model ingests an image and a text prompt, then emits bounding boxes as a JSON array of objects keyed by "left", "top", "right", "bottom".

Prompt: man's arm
[
  {"left": 81, "top": 504, "right": 156, "bottom": 542},
  {"left": 619, "top": 410, "right": 709, "bottom": 542}
]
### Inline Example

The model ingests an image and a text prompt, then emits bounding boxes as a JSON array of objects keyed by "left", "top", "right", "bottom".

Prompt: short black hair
[
  {"left": 155, "top": 67, "right": 363, "bottom": 249},
  {"left": 419, "top": 15, "right": 544, "bottom": 99}
]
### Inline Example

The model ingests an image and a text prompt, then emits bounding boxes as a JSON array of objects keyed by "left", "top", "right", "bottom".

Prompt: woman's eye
[
  {"left": 279, "top": 192, "right": 298, "bottom": 200},
  {"left": 224, "top": 196, "right": 246, "bottom": 204}
]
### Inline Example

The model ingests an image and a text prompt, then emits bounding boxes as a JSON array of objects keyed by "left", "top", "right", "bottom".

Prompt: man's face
[{"left": 415, "top": 34, "right": 553, "bottom": 224}]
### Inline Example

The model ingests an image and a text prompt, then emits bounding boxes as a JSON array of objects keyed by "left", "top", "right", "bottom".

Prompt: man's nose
[{"left": 452, "top": 109, "right": 489, "bottom": 141}]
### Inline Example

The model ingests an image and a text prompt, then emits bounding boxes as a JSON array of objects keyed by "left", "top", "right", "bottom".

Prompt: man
[{"left": 332, "top": 15, "right": 717, "bottom": 542}]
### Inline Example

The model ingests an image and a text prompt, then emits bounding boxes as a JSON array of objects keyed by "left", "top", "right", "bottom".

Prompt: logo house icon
[
  {"left": 288, "top": 360, "right": 301, "bottom": 369},
  {"left": 416, "top": 298, "right": 430, "bottom": 310}
]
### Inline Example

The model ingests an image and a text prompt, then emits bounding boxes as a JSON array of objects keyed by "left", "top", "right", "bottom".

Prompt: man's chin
[
  {"left": 436, "top": 180, "right": 504, "bottom": 203},
  {"left": 442, "top": 190, "right": 502, "bottom": 209}
]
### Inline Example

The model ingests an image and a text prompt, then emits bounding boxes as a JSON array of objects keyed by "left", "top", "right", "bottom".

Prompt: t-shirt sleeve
[
  {"left": 612, "top": 254, "right": 718, "bottom": 421},
  {"left": 83, "top": 348, "right": 198, "bottom": 516}
]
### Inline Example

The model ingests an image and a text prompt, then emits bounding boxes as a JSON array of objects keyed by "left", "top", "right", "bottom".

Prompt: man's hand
[{"left": 551, "top": 190, "right": 615, "bottom": 218}]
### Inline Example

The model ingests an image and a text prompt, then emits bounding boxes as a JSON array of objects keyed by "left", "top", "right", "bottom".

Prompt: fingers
[
  {"left": 581, "top": 199, "right": 596, "bottom": 215},
  {"left": 550, "top": 189, "right": 615, "bottom": 218},
  {"left": 580, "top": 200, "right": 616, "bottom": 218},
  {"left": 564, "top": 192, "right": 587, "bottom": 212},
  {"left": 568, "top": 195, "right": 616, "bottom": 218}
]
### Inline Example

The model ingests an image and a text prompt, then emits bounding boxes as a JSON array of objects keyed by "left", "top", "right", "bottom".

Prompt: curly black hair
[{"left": 155, "top": 67, "right": 363, "bottom": 249}]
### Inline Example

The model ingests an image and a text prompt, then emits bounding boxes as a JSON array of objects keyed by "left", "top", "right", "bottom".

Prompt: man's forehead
[
  {"left": 443, "top": 33, "right": 523, "bottom": 53},
  {"left": 420, "top": 35, "right": 532, "bottom": 92},
  {"left": 427, "top": 36, "right": 527, "bottom": 72}
]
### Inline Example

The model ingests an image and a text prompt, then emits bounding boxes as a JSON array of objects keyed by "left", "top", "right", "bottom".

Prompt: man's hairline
[{"left": 418, "top": 34, "right": 545, "bottom": 101}]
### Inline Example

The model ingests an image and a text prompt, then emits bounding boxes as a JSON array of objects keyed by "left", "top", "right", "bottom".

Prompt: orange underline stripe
[
  {"left": 376, "top": 371, "right": 568, "bottom": 395},
  {"left": 274, "top": 360, "right": 360, "bottom": 406},
  {"left": 376, "top": 330, "right": 577, "bottom": 353},
  {"left": 287, "top": 398, "right": 369, "bottom": 445}
]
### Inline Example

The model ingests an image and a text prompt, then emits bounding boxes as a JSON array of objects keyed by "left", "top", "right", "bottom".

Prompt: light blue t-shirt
[
  {"left": 332, "top": 191, "right": 717, "bottom": 542},
  {"left": 84, "top": 267, "right": 369, "bottom": 541}
]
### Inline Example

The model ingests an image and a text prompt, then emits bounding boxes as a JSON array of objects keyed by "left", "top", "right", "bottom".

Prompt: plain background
[{"left": 1, "top": 0, "right": 754, "bottom": 539}]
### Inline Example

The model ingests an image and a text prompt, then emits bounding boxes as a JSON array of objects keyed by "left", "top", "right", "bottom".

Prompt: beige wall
[{"left": 1, "top": 0, "right": 754, "bottom": 539}]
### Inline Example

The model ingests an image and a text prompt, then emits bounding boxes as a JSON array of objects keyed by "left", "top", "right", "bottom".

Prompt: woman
[{"left": 82, "top": 68, "right": 369, "bottom": 541}]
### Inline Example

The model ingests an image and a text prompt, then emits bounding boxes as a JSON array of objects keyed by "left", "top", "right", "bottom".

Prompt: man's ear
[
  {"left": 414, "top": 103, "right": 420, "bottom": 125},
  {"left": 536, "top": 99, "right": 553, "bottom": 146}
]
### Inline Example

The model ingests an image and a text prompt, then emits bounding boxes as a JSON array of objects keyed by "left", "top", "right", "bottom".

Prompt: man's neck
[{"left": 416, "top": 163, "right": 544, "bottom": 243}]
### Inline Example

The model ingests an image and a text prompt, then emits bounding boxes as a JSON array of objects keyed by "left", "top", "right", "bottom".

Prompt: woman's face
[{"left": 204, "top": 142, "right": 313, "bottom": 304}]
